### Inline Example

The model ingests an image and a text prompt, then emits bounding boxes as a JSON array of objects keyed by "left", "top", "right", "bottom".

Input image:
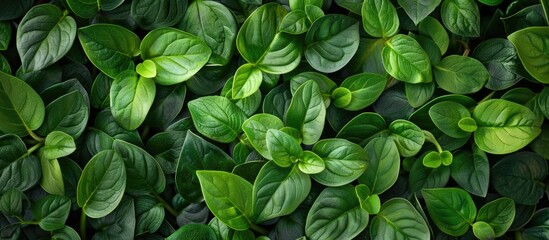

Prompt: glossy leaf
[
  {"left": 476, "top": 197, "right": 515, "bottom": 237},
  {"left": 32, "top": 195, "right": 71, "bottom": 231},
  {"left": 232, "top": 63, "right": 262, "bottom": 99},
  {"left": 418, "top": 17, "right": 449, "bottom": 54},
  {"left": 508, "top": 27, "right": 549, "bottom": 83},
  {"left": 266, "top": 129, "right": 303, "bottom": 167},
  {"left": 338, "top": 73, "right": 387, "bottom": 111},
  {"left": 389, "top": 120, "right": 425, "bottom": 157},
  {"left": 398, "top": 0, "right": 441, "bottom": 25},
  {"left": 370, "top": 198, "right": 431, "bottom": 240},
  {"left": 285, "top": 80, "right": 326, "bottom": 145},
  {"left": 450, "top": 148, "right": 489, "bottom": 197},
  {"left": 188, "top": 96, "right": 247, "bottom": 143},
  {"left": 41, "top": 131, "right": 76, "bottom": 160},
  {"left": 382, "top": 34, "right": 432, "bottom": 83},
  {"left": 434, "top": 55, "right": 489, "bottom": 94},
  {"left": 312, "top": 139, "right": 368, "bottom": 186},
  {"left": 422, "top": 188, "right": 477, "bottom": 236},
  {"left": 242, "top": 114, "right": 285, "bottom": 160},
  {"left": 429, "top": 101, "right": 471, "bottom": 138},
  {"left": 37, "top": 90, "right": 89, "bottom": 138},
  {"left": 359, "top": 137, "right": 400, "bottom": 194},
  {"left": 131, "top": 0, "right": 187, "bottom": 30},
  {"left": 280, "top": 10, "right": 310, "bottom": 34},
  {"left": 298, "top": 151, "right": 325, "bottom": 174},
  {"left": 66, "top": 0, "right": 124, "bottom": 18},
  {"left": 440, "top": 0, "right": 480, "bottom": 37},
  {"left": 471, "top": 38, "right": 521, "bottom": 90},
  {"left": 361, "top": 0, "right": 399, "bottom": 38},
  {"left": 39, "top": 152, "right": 65, "bottom": 196},
  {"left": 336, "top": 112, "right": 387, "bottom": 146}
]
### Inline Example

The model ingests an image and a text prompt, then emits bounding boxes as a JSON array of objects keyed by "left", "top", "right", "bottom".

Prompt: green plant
[{"left": 1, "top": 0, "right": 549, "bottom": 239}]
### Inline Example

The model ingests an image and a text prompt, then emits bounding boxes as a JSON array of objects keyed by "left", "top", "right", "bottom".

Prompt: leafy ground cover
[{"left": 1, "top": 0, "right": 549, "bottom": 239}]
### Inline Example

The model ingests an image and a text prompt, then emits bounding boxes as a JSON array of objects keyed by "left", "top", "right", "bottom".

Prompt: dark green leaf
[
  {"left": 434, "top": 55, "right": 489, "bottom": 94},
  {"left": 131, "top": 0, "right": 187, "bottom": 30},
  {"left": 89, "top": 196, "right": 135, "bottom": 239},
  {"left": 135, "top": 195, "right": 164, "bottom": 235},
  {"left": 429, "top": 101, "right": 471, "bottom": 138},
  {"left": 471, "top": 38, "right": 522, "bottom": 90},
  {"left": 450, "top": 148, "right": 489, "bottom": 197},
  {"left": 336, "top": 112, "right": 387, "bottom": 146},
  {"left": 389, "top": 119, "right": 425, "bottom": 157},
  {"left": 476, "top": 197, "right": 515, "bottom": 237},
  {"left": 66, "top": 0, "right": 124, "bottom": 18},
  {"left": 440, "top": 0, "right": 480, "bottom": 37},
  {"left": 312, "top": 139, "right": 368, "bottom": 186},
  {"left": 286, "top": 80, "right": 326, "bottom": 145},
  {"left": 167, "top": 223, "right": 217, "bottom": 240},
  {"left": 422, "top": 188, "right": 477, "bottom": 236},
  {"left": 398, "top": 0, "right": 441, "bottom": 25},
  {"left": 359, "top": 137, "right": 400, "bottom": 194},
  {"left": 370, "top": 198, "right": 430, "bottom": 240},
  {"left": 32, "top": 195, "right": 70, "bottom": 231}
]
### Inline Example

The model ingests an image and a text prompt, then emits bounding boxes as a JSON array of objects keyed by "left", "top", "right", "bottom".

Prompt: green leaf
[
  {"left": 110, "top": 70, "right": 156, "bottom": 131},
  {"left": 440, "top": 0, "right": 480, "bottom": 37},
  {"left": 0, "top": 71, "right": 45, "bottom": 136},
  {"left": 335, "top": 0, "right": 362, "bottom": 14},
  {"left": 0, "top": 154, "right": 41, "bottom": 194},
  {"left": 418, "top": 17, "right": 449, "bottom": 55},
  {"left": 236, "top": 3, "right": 287, "bottom": 63},
  {"left": 508, "top": 27, "right": 549, "bottom": 83},
  {"left": 266, "top": 129, "right": 303, "bottom": 167},
  {"left": 458, "top": 117, "right": 478, "bottom": 132},
  {"left": 476, "top": 197, "right": 515, "bottom": 237},
  {"left": 242, "top": 113, "right": 285, "bottom": 160},
  {"left": 305, "top": 15, "right": 360, "bottom": 73},
  {"left": 389, "top": 119, "right": 425, "bottom": 157},
  {"left": 358, "top": 137, "right": 400, "bottom": 194},
  {"left": 398, "top": 0, "right": 441, "bottom": 25},
  {"left": 422, "top": 188, "right": 477, "bottom": 236},
  {"left": 140, "top": 27, "right": 212, "bottom": 85},
  {"left": 312, "top": 139, "right": 368, "bottom": 186},
  {"left": 409, "top": 155, "right": 450, "bottom": 192},
  {"left": 221, "top": 77, "right": 263, "bottom": 116},
  {"left": 89, "top": 196, "right": 135, "bottom": 239},
  {"left": 355, "top": 185, "right": 380, "bottom": 214},
  {"left": 336, "top": 112, "right": 387, "bottom": 146},
  {"left": 52, "top": 226, "right": 81, "bottom": 240},
  {"left": 66, "top": 0, "right": 124, "bottom": 18},
  {"left": 37, "top": 90, "right": 89, "bottom": 138},
  {"left": 188, "top": 96, "right": 248, "bottom": 143},
  {"left": 176, "top": 131, "right": 236, "bottom": 202},
  {"left": 338, "top": 73, "right": 387, "bottom": 111},
  {"left": 32, "top": 195, "right": 70, "bottom": 231},
  {"left": 382, "top": 34, "right": 432, "bottom": 83},
  {"left": 256, "top": 33, "right": 302, "bottom": 74},
  {"left": 136, "top": 60, "right": 156, "bottom": 78},
  {"left": 41, "top": 131, "right": 76, "bottom": 159},
  {"left": 450, "top": 148, "right": 489, "bottom": 197},
  {"left": 422, "top": 151, "right": 442, "bottom": 168},
  {"left": 167, "top": 223, "right": 217, "bottom": 240},
  {"left": 16, "top": 4, "right": 76, "bottom": 72},
  {"left": 434, "top": 55, "right": 489, "bottom": 94},
  {"left": 370, "top": 198, "right": 430, "bottom": 240},
  {"left": 196, "top": 170, "right": 253, "bottom": 231},
  {"left": 113, "top": 139, "right": 166, "bottom": 194},
  {"left": 77, "top": 150, "right": 126, "bottom": 218},
  {"left": 130, "top": 0, "right": 187, "bottom": 30},
  {"left": 263, "top": 83, "right": 292, "bottom": 120},
  {"left": 135, "top": 195, "right": 164, "bottom": 235},
  {"left": 144, "top": 83, "right": 186, "bottom": 128},
  {"left": 472, "top": 99, "right": 541, "bottom": 154},
  {"left": 298, "top": 150, "right": 325, "bottom": 174},
  {"left": 491, "top": 151, "right": 547, "bottom": 205},
  {"left": 78, "top": 24, "right": 140, "bottom": 79},
  {"left": 306, "top": 185, "right": 369, "bottom": 239},
  {"left": 285, "top": 80, "right": 326, "bottom": 145},
  {"left": 253, "top": 161, "right": 310, "bottom": 223},
  {"left": 429, "top": 101, "right": 471, "bottom": 138},
  {"left": 90, "top": 73, "right": 113, "bottom": 110},
  {"left": 0, "top": 188, "right": 24, "bottom": 216},
  {"left": 290, "top": 0, "right": 323, "bottom": 11},
  {"left": 179, "top": 0, "right": 237, "bottom": 65},
  {"left": 471, "top": 38, "right": 521, "bottom": 91},
  {"left": 290, "top": 71, "right": 337, "bottom": 101},
  {"left": 361, "top": 0, "right": 399, "bottom": 38},
  {"left": 232, "top": 63, "right": 262, "bottom": 99},
  {"left": 280, "top": 10, "right": 310, "bottom": 34},
  {"left": 38, "top": 152, "right": 65, "bottom": 195},
  {"left": 539, "top": 87, "right": 549, "bottom": 119},
  {"left": 473, "top": 221, "right": 496, "bottom": 240}
]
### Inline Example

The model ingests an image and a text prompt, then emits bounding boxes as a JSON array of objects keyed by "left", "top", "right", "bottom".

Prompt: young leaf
[
  {"left": 382, "top": 34, "right": 432, "bottom": 83},
  {"left": 38, "top": 152, "right": 65, "bottom": 196},
  {"left": 422, "top": 188, "right": 477, "bottom": 236},
  {"left": 179, "top": 0, "right": 237, "bottom": 65},
  {"left": 440, "top": 0, "right": 480, "bottom": 37},
  {"left": 0, "top": 71, "right": 45, "bottom": 136},
  {"left": 78, "top": 24, "right": 140, "bottom": 79},
  {"left": 253, "top": 161, "right": 311, "bottom": 223},
  {"left": 473, "top": 221, "right": 496, "bottom": 240},
  {"left": 312, "top": 139, "right": 368, "bottom": 186},
  {"left": 508, "top": 27, "right": 549, "bottom": 83},
  {"left": 370, "top": 198, "right": 430, "bottom": 240},
  {"left": 306, "top": 185, "right": 369, "bottom": 239},
  {"left": 196, "top": 171, "right": 253, "bottom": 231},
  {"left": 286, "top": 80, "right": 326, "bottom": 145},
  {"left": 361, "top": 0, "right": 399, "bottom": 38},
  {"left": 266, "top": 129, "right": 303, "bottom": 167},
  {"left": 298, "top": 151, "right": 325, "bottom": 174},
  {"left": 358, "top": 137, "right": 400, "bottom": 194},
  {"left": 32, "top": 195, "right": 71, "bottom": 231},
  {"left": 355, "top": 185, "right": 380, "bottom": 214},
  {"left": 189, "top": 98, "right": 245, "bottom": 143},
  {"left": 305, "top": 15, "right": 360, "bottom": 73},
  {"left": 232, "top": 63, "right": 262, "bottom": 99},
  {"left": 434, "top": 55, "right": 489, "bottom": 94},
  {"left": 242, "top": 114, "right": 285, "bottom": 160},
  {"left": 140, "top": 28, "right": 212, "bottom": 85},
  {"left": 16, "top": 4, "right": 76, "bottom": 72},
  {"left": 113, "top": 139, "right": 166, "bottom": 195},
  {"left": 77, "top": 150, "right": 126, "bottom": 218},
  {"left": 41, "top": 131, "right": 76, "bottom": 160},
  {"left": 472, "top": 99, "right": 541, "bottom": 154},
  {"left": 476, "top": 197, "right": 515, "bottom": 237},
  {"left": 450, "top": 148, "right": 490, "bottom": 197},
  {"left": 398, "top": 0, "right": 441, "bottom": 25}
]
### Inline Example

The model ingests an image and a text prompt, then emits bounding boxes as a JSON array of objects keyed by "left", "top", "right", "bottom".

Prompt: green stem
[
  {"left": 515, "top": 231, "right": 523, "bottom": 240},
  {"left": 456, "top": 40, "right": 470, "bottom": 57},
  {"left": 384, "top": 77, "right": 397, "bottom": 90},
  {"left": 249, "top": 222, "right": 269, "bottom": 235},
  {"left": 423, "top": 130, "right": 443, "bottom": 153},
  {"left": 478, "top": 91, "right": 496, "bottom": 105},
  {"left": 17, "top": 142, "right": 44, "bottom": 161},
  {"left": 19, "top": 221, "right": 39, "bottom": 225},
  {"left": 153, "top": 192, "right": 178, "bottom": 217},
  {"left": 27, "top": 129, "right": 45, "bottom": 143},
  {"left": 80, "top": 211, "right": 87, "bottom": 240}
]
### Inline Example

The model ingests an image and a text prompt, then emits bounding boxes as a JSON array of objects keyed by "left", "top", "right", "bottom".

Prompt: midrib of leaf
[
  {"left": 194, "top": 102, "right": 239, "bottom": 136},
  {"left": 81, "top": 156, "right": 119, "bottom": 211},
  {"left": 28, "top": 14, "right": 70, "bottom": 64},
  {"left": 429, "top": 194, "right": 473, "bottom": 225},
  {"left": 385, "top": 41, "right": 423, "bottom": 78},
  {"left": 0, "top": 86, "right": 36, "bottom": 135}
]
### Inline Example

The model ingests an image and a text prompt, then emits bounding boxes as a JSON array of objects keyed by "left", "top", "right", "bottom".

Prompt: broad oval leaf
[
  {"left": 242, "top": 113, "right": 285, "bottom": 160},
  {"left": 188, "top": 95, "right": 248, "bottom": 143},
  {"left": 131, "top": 0, "right": 187, "bottom": 30},
  {"left": 358, "top": 137, "right": 400, "bottom": 194},
  {"left": 336, "top": 112, "right": 387, "bottom": 146},
  {"left": 305, "top": 185, "right": 369, "bottom": 239},
  {"left": 32, "top": 195, "right": 71, "bottom": 231},
  {"left": 361, "top": 0, "right": 399, "bottom": 38},
  {"left": 450, "top": 148, "right": 489, "bottom": 197},
  {"left": 422, "top": 188, "right": 477, "bottom": 236},
  {"left": 89, "top": 196, "right": 135, "bottom": 239},
  {"left": 113, "top": 139, "right": 166, "bottom": 195},
  {"left": 41, "top": 131, "right": 75, "bottom": 160},
  {"left": 434, "top": 55, "right": 489, "bottom": 94},
  {"left": 440, "top": 0, "right": 480, "bottom": 37},
  {"left": 196, "top": 170, "right": 253, "bottom": 231},
  {"left": 471, "top": 38, "right": 521, "bottom": 90},
  {"left": 305, "top": 14, "right": 360, "bottom": 73},
  {"left": 285, "top": 80, "right": 326, "bottom": 145},
  {"left": 476, "top": 197, "right": 516, "bottom": 237},
  {"left": 77, "top": 150, "right": 126, "bottom": 218},
  {"left": 180, "top": 0, "right": 237, "bottom": 65},
  {"left": 110, "top": 70, "right": 156, "bottom": 131},
  {"left": 370, "top": 198, "right": 430, "bottom": 240},
  {"left": 472, "top": 99, "right": 541, "bottom": 154},
  {"left": 135, "top": 195, "right": 165, "bottom": 235},
  {"left": 16, "top": 4, "right": 76, "bottom": 72},
  {"left": 382, "top": 34, "right": 432, "bottom": 83},
  {"left": 0, "top": 71, "right": 45, "bottom": 136},
  {"left": 167, "top": 223, "right": 217, "bottom": 240},
  {"left": 418, "top": 17, "right": 449, "bottom": 55},
  {"left": 141, "top": 27, "right": 211, "bottom": 85},
  {"left": 0, "top": 154, "right": 41, "bottom": 194},
  {"left": 398, "top": 0, "right": 441, "bottom": 25},
  {"left": 429, "top": 101, "right": 471, "bottom": 138},
  {"left": 37, "top": 90, "right": 89, "bottom": 138},
  {"left": 253, "top": 161, "right": 310, "bottom": 223},
  {"left": 232, "top": 63, "right": 262, "bottom": 99},
  {"left": 66, "top": 0, "right": 124, "bottom": 18},
  {"left": 339, "top": 73, "right": 387, "bottom": 111},
  {"left": 508, "top": 27, "right": 549, "bottom": 83},
  {"left": 78, "top": 24, "right": 140, "bottom": 79},
  {"left": 280, "top": 10, "right": 310, "bottom": 34},
  {"left": 266, "top": 129, "right": 303, "bottom": 167},
  {"left": 389, "top": 119, "right": 425, "bottom": 157},
  {"left": 491, "top": 151, "right": 547, "bottom": 205},
  {"left": 144, "top": 83, "right": 186, "bottom": 128},
  {"left": 312, "top": 139, "right": 368, "bottom": 186},
  {"left": 256, "top": 33, "right": 302, "bottom": 74}
]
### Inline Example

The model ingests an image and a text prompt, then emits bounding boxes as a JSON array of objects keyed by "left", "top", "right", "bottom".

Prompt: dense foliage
[{"left": 1, "top": 0, "right": 549, "bottom": 239}]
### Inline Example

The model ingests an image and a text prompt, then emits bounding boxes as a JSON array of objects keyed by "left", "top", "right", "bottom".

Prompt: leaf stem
[
  {"left": 456, "top": 40, "right": 470, "bottom": 57},
  {"left": 249, "top": 222, "right": 269, "bottom": 235},
  {"left": 514, "top": 231, "right": 523, "bottom": 240},
  {"left": 80, "top": 211, "right": 87, "bottom": 240},
  {"left": 27, "top": 129, "right": 45, "bottom": 143},
  {"left": 153, "top": 192, "right": 178, "bottom": 217},
  {"left": 423, "top": 130, "right": 443, "bottom": 153},
  {"left": 19, "top": 221, "right": 39, "bottom": 225},
  {"left": 17, "top": 142, "right": 44, "bottom": 161}
]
